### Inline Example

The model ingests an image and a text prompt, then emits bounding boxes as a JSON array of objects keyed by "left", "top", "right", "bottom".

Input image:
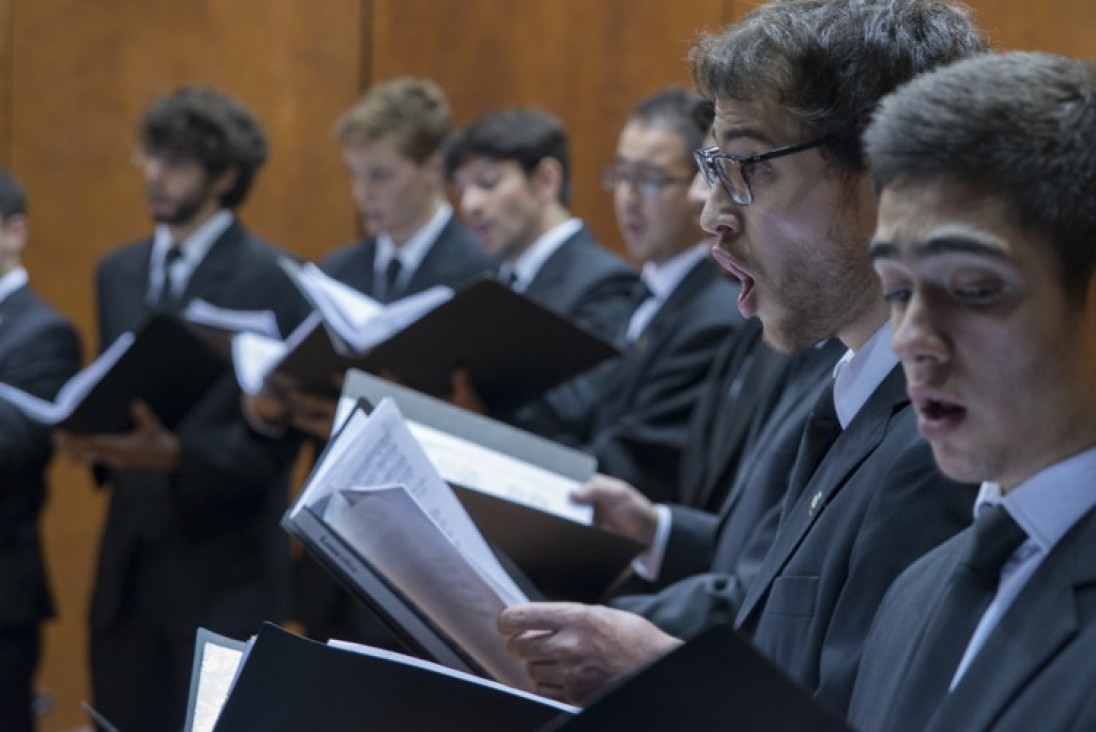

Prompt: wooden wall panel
[
  {"left": 368, "top": 0, "right": 729, "bottom": 259},
  {"left": 967, "top": 0, "right": 1096, "bottom": 57}
]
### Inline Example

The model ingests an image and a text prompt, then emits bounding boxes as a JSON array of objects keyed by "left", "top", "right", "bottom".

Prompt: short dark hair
[
  {"left": 627, "top": 86, "right": 713, "bottom": 166},
  {"left": 867, "top": 51, "right": 1096, "bottom": 306},
  {"left": 443, "top": 109, "right": 572, "bottom": 206},
  {"left": 139, "top": 85, "right": 268, "bottom": 208},
  {"left": 0, "top": 171, "right": 27, "bottom": 220},
  {"left": 690, "top": 0, "right": 987, "bottom": 175}
]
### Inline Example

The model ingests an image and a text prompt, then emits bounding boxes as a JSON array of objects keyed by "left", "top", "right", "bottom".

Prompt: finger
[
  {"left": 130, "top": 400, "right": 162, "bottom": 432},
  {"left": 498, "top": 602, "right": 579, "bottom": 635},
  {"left": 525, "top": 659, "right": 567, "bottom": 687},
  {"left": 506, "top": 628, "right": 557, "bottom": 661}
]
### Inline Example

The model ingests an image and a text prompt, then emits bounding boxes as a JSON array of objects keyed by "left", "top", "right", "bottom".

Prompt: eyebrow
[
  {"left": 715, "top": 125, "right": 772, "bottom": 148},
  {"left": 869, "top": 235, "right": 1011, "bottom": 262}
]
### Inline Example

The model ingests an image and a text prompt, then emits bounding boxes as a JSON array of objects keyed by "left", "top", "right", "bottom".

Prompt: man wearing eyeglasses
[
  {"left": 498, "top": 0, "right": 984, "bottom": 715},
  {"left": 505, "top": 87, "right": 741, "bottom": 502}
]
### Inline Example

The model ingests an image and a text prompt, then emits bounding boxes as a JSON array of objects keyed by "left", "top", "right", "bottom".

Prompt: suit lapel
[
  {"left": 737, "top": 365, "right": 908, "bottom": 622},
  {"left": 178, "top": 222, "right": 244, "bottom": 305},
  {"left": 523, "top": 232, "right": 580, "bottom": 304},
  {"left": 928, "top": 509, "right": 1096, "bottom": 731},
  {"left": 611, "top": 259, "right": 715, "bottom": 404}
]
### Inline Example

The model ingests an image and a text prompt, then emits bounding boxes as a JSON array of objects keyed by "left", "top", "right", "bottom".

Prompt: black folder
[
  {"left": 540, "top": 624, "right": 852, "bottom": 731},
  {"left": 277, "top": 276, "right": 618, "bottom": 409},
  {"left": 212, "top": 622, "right": 572, "bottom": 732},
  {"left": 0, "top": 313, "right": 225, "bottom": 434}
]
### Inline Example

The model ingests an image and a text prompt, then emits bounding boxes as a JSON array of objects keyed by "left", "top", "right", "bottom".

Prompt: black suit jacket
[
  {"left": 735, "top": 366, "right": 974, "bottom": 715},
  {"left": 620, "top": 365, "right": 975, "bottom": 716},
  {"left": 319, "top": 215, "right": 493, "bottom": 297},
  {"left": 581, "top": 258, "right": 741, "bottom": 502},
  {"left": 0, "top": 285, "right": 81, "bottom": 628},
  {"left": 612, "top": 338, "right": 840, "bottom": 614},
  {"left": 518, "top": 257, "right": 740, "bottom": 502},
  {"left": 92, "top": 221, "right": 310, "bottom": 637},
  {"left": 520, "top": 224, "right": 638, "bottom": 344},
  {"left": 850, "top": 503, "right": 1096, "bottom": 732}
]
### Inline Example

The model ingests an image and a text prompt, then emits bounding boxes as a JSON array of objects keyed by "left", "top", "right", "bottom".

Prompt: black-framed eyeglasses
[
  {"left": 602, "top": 166, "right": 694, "bottom": 199},
  {"left": 693, "top": 137, "right": 832, "bottom": 206}
]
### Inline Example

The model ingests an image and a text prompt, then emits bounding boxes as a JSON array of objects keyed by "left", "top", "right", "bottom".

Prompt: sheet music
[
  {"left": 408, "top": 422, "right": 593, "bottom": 525},
  {"left": 190, "top": 641, "right": 246, "bottom": 732},
  {"left": 324, "top": 486, "right": 529, "bottom": 688},
  {"left": 183, "top": 298, "right": 281, "bottom": 338},
  {"left": 293, "top": 399, "right": 526, "bottom": 605},
  {"left": 231, "top": 331, "right": 288, "bottom": 395}
]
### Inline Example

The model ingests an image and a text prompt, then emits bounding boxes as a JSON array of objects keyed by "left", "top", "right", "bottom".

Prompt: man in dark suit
[
  {"left": 444, "top": 108, "right": 638, "bottom": 346},
  {"left": 498, "top": 0, "right": 984, "bottom": 713},
  {"left": 508, "top": 87, "right": 741, "bottom": 503},
  {"left": 258, "top": 77, "right": 494, "bottom": 441},
  {"left": 0, "top": 171, "right": 81, "bottom": 732},
  {"left": 56, "top": 86, "right": 309, "bottom": 732},
  {"left": 266, "top": 78, "right": 494, "bottom": 645},
  {"left": 848, "top": 51, "right": 1096, "bottom": 732}
]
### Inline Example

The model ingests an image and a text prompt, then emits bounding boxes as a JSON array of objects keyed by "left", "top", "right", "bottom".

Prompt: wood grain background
[{"left": 0, "top": 1, "right": 1089, "bottom": 728}]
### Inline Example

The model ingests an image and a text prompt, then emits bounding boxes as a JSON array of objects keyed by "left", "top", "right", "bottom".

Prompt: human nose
[
  {"left": 699, "top": 177, "right": 741, "bottom": 239},
  {"left": 891, "top": 290, "right": 950, "bottom": 369}
]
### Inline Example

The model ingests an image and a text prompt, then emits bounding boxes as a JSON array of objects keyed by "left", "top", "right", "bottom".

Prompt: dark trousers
[
  {"left": 90, "top": 617, "right": 192, "bottom": 732},
  {"left": 0, "top": 625, "right": 41, "bottom": 732}
]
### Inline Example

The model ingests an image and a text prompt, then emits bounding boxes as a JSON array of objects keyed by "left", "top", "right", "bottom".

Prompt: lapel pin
[{"left": 808, "top": 490, "right": 824, "bottom": 517}]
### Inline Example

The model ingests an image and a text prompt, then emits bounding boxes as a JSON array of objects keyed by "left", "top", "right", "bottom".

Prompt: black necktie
[
  {"left": 155, "top": 246, "right": 184, "bottom": 311},
  {"left": 382, "top": 257, "right": 403, "bottom": 303},
  {"left": 783, "top": 381, "right": 841, "bottom": 508},
  {"left": 882, "top": 503, "right": 1028, "bottom": 731},
  {"left": 620, "top": 280, "right": 654, "bottom": 344}
]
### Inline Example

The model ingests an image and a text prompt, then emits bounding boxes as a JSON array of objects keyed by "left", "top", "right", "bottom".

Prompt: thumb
[{"left": 130, "top": 400, "right": 163, "bottom": 433}]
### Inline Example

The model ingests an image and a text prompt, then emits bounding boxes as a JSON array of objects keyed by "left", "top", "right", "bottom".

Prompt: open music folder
[
  {"left": 234, "top": 263, "right": 618, "bottom": 409},
  {"left": 0, "top": 313, "right": 225, "bottom": 433},
  {"left": 183, "top": 622, "right": 575, "bottom": 732},
  {"left": 339, "top": 369, "right": 644, "bottom": 602},
  {"left": 283, "top": 397, "right": 536, "bottom": 688}
]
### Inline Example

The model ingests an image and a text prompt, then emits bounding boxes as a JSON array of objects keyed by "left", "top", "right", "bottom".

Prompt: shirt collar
[
  {"left": 640, "top": 243, "right": 708, "bottom": 300},
  {"left": 976, "top": 447, "right": 1096, "bottom": 554},
  {"left": 0, "top": 266, "right": 28, "bottom": 306},
  {"left": 509, "top": 217, "right": 583, "bottom": 291},
  {"left": 152, "top": 209, "right": 233, "bottom": 272},
  {"left": 831, "top": 320, "right": 897, "bottom": 429},
  {"left": 375, "top": 202, "right": 454, "bottom": 276}
]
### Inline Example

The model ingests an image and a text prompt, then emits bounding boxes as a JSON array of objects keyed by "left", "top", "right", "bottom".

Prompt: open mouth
[
  {"left": 911, "top": 392, "right": 967, "bottom": 439},
  {"left": 709, "top": 245, "right": 757, "bottom": 317}
]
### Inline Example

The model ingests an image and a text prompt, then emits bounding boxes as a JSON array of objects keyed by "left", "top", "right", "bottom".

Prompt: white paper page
[
  {"left": 409, "top": 422, "right": 593, "bottom": 525},
  {"left": 190, "top": 641, "right": 246, "bottom": 732},
  {"left": 231, "top": 331, "right": 288, "bottom": 395},
  {"left": 298, "top": 262, "right": 383, "bottom": 339},
  {"left": 324, "top": 486, "right": 529, "bottom": 689},
  {"left": 0, "top": 330, "right": 135, "bottom": 424},
  {"left": 342, "top": 285, "right": 454, "bottom": 352},
  {"left": 292, "top": 399, "right": 526, "bottom": 606},
  {"left": 327, "top": 637, "right": 578, "bottom": 713},
  {"left": 183, "top": 298, "right": 281, "bottom": 338}
]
